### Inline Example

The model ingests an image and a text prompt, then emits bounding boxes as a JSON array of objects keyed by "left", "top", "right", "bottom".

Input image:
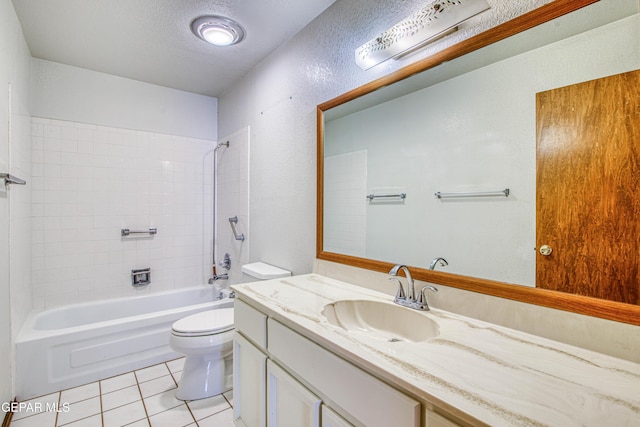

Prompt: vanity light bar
[{"left": 355, "top": 0, "right": 491, "bottom": 70}]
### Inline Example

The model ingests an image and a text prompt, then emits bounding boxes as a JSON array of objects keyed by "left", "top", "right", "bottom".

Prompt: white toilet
[{"left": 169, "top": 261, "right": 291, "bottom": 400}]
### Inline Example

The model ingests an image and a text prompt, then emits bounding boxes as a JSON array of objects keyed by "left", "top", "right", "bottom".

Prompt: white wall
[
  {"left": 31, "top": 59, "right": 218, "bottom": 141},
  {"left": 217, "top": 0, "right": 556, "bottom": 275},
  {"left": 1, "top": 0, "right": 32, "bottom": 406}
]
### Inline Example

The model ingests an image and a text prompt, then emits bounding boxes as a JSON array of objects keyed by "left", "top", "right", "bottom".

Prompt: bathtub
[{"left": 15, "top": 286, "right": 233, "bottom": 400}]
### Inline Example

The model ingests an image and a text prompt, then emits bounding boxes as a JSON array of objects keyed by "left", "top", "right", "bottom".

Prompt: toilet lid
[{"left": 172, "top": 308, "right": 234, "bottom": 335}]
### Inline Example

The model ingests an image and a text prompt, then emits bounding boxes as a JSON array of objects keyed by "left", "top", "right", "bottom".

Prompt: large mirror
[{"left": 317, "top": 0, "right": 640, "bottom": 325}]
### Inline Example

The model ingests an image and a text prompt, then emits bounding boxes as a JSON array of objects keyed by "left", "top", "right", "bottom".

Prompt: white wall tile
[{"left": 31, "top": 118, "right": 215, "bottom": 308}]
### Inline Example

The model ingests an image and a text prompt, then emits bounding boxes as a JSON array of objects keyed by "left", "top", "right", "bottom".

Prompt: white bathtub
[{"left": 15, "top": 286, "right": 233, "bottom": 400}]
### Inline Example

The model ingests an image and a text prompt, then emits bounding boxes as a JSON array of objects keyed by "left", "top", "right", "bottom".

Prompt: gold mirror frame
[{"left": 316, "top": 0, "right": 640, "bottom": 326}]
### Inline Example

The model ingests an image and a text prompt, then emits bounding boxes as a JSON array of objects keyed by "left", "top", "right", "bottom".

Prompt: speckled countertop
[{"left": 232, "top": 274, "right": 640, "bottom": 427}]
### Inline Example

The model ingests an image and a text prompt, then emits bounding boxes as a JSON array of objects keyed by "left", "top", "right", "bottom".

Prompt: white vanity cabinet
[
  {"left": 233, "top": 275, "right": 640, "bottom": 427},
  {"left": 321, "top": 406, "right": 353, "bottom": 427},
  {"left": 268, "top": 318, "right": 419, "bottom": 427},
  {"left": 233, "top": 299, "right": 268, "bottom": 427},
  {"left": 425, "top": 410, "right": 464, "bottom": 427},
  {"left": 234, "top": 297, "right": 424, "bottom": 427}
]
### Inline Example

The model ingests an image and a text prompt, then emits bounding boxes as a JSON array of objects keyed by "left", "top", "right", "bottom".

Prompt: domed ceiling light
[{"left": 191, "top": 15, "right": 245, "bottom": 46}]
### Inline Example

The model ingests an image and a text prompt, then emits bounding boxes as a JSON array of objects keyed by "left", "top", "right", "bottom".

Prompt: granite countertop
[{"left": 232, "top": 274, "right": 640, "bottom": 427}]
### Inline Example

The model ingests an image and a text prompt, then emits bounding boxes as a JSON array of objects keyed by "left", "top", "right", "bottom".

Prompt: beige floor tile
[
  {"left": 196, "top": 407, "right": 234, "bottom": 427},
  {"left": 171, "top": 370, "right": 182, "bottom": 383},
  {"left": 166, "top": 358, "right": 185, "bottom": 373},
  {"left": 102, "top": 400, "right": 147, "bottom": 427},
  {"left": 11, "top": 393, "right": 60, "bottom": 421},
  {"left": 143, "top": 389, "right": 182, "bottom": 416},
  {"left": 186, "top": 394, "right": 229, "bottom": 421},
  {"left": 60, "top": 414, "right": 102, "bottom": 426},
  {"left": 135, "top": 364, "right": 171, "bottom": 383},
  {"left": 138, "top": 375, "right": 176, "bottom": 398},
  {"left": 11, "top": 361, "right": 233, "bottom": 427},
  {"left": 223, "top": 390, "right": 234, "bottom": 407},
  {"left": 100, "top": 372, "right": 137, "bottom": 394},
  {"left": 9, "top": 409, "right": 57, "bottom": 427},
  {"left": 60, "top": 383, "right": 100, "bottom": 404},
  {"left": 56, "top": 397, "right": 101, "bottom": 426},
  {"left": 101, "top": 385, "right": 142, "bottom": 411},
  {"left": 147, "top": 404, "right": 195, "bottom": 427},
  {"left": 122, "top": 419, "right": 150, "bottom": 427}
]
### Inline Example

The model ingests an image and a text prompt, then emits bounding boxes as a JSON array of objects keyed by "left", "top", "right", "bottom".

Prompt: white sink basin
[{"left": 321, "top": 299, "right": 439, "bottom": 343}]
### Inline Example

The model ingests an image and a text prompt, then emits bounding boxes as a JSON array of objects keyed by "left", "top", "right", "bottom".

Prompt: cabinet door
[
  {"left": 425, "top": 408, "right": 462, "bottom": 427},
  {"left": 234, "top": 332, "right": 267, "bottom": 427},
  {"left": 267, "top": 360, "right": 321, "bottom": 427},
  {"left": 322, "top": 405, "right": 354, "bottom": 427},
  {"left": 268, "top": 319, "right": 419, "bottom": 427}
]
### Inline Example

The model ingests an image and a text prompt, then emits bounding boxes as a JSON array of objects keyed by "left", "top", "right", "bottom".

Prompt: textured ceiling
[{"left": 12, "top": 0, "right": 336, "bottom": 97}]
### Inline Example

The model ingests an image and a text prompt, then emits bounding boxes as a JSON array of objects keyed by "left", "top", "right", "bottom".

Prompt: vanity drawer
[
  {"left": 425, "top": 409, "right": 463, "bottom": 427},
  {"left": 268, "top": 319, "right": 420, "bottom": 427},
  {"left": 235, "top": 298, "right": 267, "bottom": 350}
]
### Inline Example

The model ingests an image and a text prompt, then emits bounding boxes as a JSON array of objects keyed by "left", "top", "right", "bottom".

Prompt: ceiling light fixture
[{"left": 191, "top": 15, "right": 245, "bottom": 46}]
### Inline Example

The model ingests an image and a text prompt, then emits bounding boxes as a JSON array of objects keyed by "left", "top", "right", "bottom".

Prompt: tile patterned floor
[{"left": 9, "top": 358, "right": 235, "bottom": 427}]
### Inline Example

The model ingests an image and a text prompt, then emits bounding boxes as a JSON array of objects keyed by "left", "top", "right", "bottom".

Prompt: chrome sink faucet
[
  {"left": 429, "top": 257, "right": 448, "bottom": 270},
  {"left": 388, "top": 264, "right": 438, "bottom": 311},
  {"left": 389, "top": 264, "right": 415, "bottom": 300}
]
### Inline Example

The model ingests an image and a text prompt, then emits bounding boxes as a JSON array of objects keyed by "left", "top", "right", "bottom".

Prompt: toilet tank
[{"left": 241, "top": 262, "right": 291, "bottom": 282}]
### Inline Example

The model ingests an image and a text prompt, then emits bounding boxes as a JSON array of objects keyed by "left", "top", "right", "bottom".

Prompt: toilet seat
[{"left": 171, "top": 308, "right": 234, "bottom": 337}]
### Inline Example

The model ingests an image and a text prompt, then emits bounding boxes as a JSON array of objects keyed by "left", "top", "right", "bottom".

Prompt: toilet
[
  {"left": 169, "top": 261, "right": 291, "bottom": 401},
  {"left": 240, "top": 261, "right": 292, "bottom": 282}
]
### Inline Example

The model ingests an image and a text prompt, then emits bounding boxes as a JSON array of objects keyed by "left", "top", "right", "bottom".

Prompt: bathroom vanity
[{"left": 231, "top": 275, "right": 640, "bottom": 427}]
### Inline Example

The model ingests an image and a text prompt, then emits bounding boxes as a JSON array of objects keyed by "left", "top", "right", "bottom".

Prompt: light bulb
[{"left": 202, "top": 26, "right": 234, "bottom": 46}]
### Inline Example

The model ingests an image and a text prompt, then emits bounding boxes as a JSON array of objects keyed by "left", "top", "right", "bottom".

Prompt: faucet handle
[
  {"left": 388, "top": 277, "right": 406, "bottom": 302},
  {"left": 417, "top": 285, "right": 438, "bottom": 310}
]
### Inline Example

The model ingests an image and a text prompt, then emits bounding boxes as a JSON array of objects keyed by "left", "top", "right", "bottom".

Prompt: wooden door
[{"left": 536, "top": 69, "right": 640, "bottom": 304}]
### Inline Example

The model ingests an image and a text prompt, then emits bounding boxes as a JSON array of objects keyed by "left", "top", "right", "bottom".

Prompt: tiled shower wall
[
  {"left": 31, "top": 118, "right": 215, "bottom": 309},
  {"left": 214, "top": 127, "right": 250, "bottom": 285}
]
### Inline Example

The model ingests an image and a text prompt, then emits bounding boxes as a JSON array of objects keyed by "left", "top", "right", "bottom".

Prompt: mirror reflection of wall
[
  {"left": 324, "top": 150, "right": 368, "bottom": 257},
  {"left": 323, "top": 10, "right": 639, "bottom": 287}
]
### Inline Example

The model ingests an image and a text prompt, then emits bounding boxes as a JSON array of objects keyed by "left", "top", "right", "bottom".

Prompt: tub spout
[{"left": 208, "top": 273, "right": 228, "bottom": 284}]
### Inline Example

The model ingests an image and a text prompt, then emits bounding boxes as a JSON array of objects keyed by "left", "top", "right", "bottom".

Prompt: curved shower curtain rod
[{"left": 212, "top": 140, "right": 230, "bottom": 276}]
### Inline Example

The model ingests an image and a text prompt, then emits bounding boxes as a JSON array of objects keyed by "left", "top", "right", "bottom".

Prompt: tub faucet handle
[{"left": 220, "top": 253, "right": 231, "bottom": 270}]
